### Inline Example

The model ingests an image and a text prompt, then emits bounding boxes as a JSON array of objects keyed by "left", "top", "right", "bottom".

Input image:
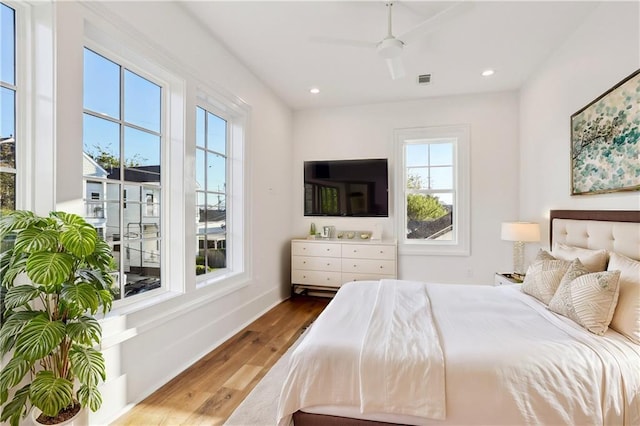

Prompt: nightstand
[{"left": 494, "top": 272, "right": 523, "bottom": 286}]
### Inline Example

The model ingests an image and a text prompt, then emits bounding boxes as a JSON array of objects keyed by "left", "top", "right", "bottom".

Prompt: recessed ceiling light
[
  {"left": 481, "top": 69, "right": 495, "bottom": 77},
  {"left": 309, "top": 87, "right": 320, "bottom": 94}
]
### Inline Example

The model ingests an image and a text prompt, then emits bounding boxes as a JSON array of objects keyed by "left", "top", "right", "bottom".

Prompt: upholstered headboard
[{"left": 550, "top": 210, "right": 640, "bottom": 261}]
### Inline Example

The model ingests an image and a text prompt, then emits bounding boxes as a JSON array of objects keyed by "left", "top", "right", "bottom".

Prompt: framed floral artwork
[{"left": 570, "top": 69, "right": 640, "bottom": 195}]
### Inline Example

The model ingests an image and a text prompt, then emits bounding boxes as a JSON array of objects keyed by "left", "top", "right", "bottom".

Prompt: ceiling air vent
[{"left": 417, "top": 74, "right": 432, "bottom": 85}]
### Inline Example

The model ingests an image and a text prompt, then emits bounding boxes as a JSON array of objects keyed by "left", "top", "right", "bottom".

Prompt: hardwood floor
[{"left": 112, "top": 295, "right": 329, "bottom": 426}]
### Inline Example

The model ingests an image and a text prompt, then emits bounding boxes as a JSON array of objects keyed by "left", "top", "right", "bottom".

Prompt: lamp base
[{"left": 513, "top": 241, "right": 525, "bottom": 276}]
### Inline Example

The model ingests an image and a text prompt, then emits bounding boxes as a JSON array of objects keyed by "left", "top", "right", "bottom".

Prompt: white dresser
[{"left": 291, "top": 238, "right": 397, "bottom": 294}]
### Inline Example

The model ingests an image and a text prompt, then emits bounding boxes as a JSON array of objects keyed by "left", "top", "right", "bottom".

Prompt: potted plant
[{"left": 0, "top": 210, "right": 115, "bottom": 425}]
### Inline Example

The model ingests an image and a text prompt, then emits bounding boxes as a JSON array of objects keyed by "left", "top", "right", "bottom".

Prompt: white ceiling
[{"left": 179, "top": 1, "right": 598, "bottom": 110}]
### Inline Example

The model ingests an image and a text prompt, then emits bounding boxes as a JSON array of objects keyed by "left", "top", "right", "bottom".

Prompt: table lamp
[{"left": 501, "top": 222, "right": 540, "bottom": 277}]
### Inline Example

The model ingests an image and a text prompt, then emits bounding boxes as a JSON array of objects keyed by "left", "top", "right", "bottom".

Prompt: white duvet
[{"left": 277, "top": 280, "right": 640, "bottom": 426}]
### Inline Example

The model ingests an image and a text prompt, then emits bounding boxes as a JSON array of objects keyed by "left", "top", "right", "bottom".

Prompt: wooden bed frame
[{"left": 292, "top": 209, "right": 640, "bottom": 426}]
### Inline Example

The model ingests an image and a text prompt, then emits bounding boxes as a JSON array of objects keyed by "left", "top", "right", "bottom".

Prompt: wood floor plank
[{"left": 112, "top": 295, "right": 329, "bottom": 425}]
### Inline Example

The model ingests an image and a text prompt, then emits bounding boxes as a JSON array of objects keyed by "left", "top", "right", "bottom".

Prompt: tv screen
[{"left": 304, "top": 158, "right": 388, "bottom": 217}]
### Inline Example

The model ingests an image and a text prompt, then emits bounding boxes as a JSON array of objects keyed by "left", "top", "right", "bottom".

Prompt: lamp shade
[{"left": 501, "top": 222, "right": 540, "bottom": 242}]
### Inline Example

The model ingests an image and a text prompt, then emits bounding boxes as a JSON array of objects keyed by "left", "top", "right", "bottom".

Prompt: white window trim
[{"left": 394, "top": 125, "right": 470, "bottom": 256}]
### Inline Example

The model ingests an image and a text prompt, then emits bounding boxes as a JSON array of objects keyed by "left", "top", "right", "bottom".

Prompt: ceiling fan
[{"left": 311, "top": 2, "right": 470, "bottom": 80}]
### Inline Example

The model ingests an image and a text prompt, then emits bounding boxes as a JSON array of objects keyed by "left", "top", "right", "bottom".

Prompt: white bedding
[{"left": 277, "top": 280, "right": 640, "bottom": 426}]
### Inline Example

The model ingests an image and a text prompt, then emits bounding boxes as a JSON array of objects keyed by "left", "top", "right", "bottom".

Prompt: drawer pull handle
[
  {"left": 303, "top": 261, "right": 306, "bottom": 264},
  {"left": 353, "top": 264, "right": 357, "bottom": 268},
  {"left": 326, "top": 277, "right": 330, "bottom": 280},
  {"left": 353, "top": 250, "right": 357, "bottom": 253},
  {"left": 303, "top": 275, "right": 306, "bottom": 278},
  {"left": 379, "top": 266, "right": 384, "bottom": 269},
  {"left": 379, "top": 251, "right": 384, "bottom": 254},
  {"left": 326, "top": 263, "right": 330, "bottom": 266}
]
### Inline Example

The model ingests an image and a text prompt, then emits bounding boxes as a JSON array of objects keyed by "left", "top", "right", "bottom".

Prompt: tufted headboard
[{"left": 550, "top": 210, "right": 640, "bottom": 261}]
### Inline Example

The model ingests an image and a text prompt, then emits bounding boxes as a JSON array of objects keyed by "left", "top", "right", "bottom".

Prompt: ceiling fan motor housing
[{"left": 377, "top": 37, "right": 404, "bottom": 59}]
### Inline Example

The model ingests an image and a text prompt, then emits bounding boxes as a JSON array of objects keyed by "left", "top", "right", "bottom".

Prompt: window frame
[
  {"left": 394, "top": 125, "right": 470, "bottom": 256},
  {"left": 194, "top": 89, "right": 249, "bottom": 288},
  {"left": 82, "top": 24, "right": 185, "bottom": 309}
]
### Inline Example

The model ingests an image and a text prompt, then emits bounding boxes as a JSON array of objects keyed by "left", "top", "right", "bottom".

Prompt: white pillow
[
  {"left": 521, "top": 258, "right": 570, "bottom": 305},
  {"left": 551, "top": 243, "right": 609, "bottom": 272},
  {"left": 608, "top": 252, "right": 640, "bottom": 343},
  {"left": 548, "top": 259, "right": 621, "bottom": 336}
]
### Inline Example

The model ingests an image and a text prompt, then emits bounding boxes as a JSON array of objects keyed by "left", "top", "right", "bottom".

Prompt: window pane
[
  {"left": 0, "top": 87, "right": 15, "bottom": 169},
  {"left": 83, "top": 49, "right": 120, "bottom": 119},
  {"left": 206, "top": 112, "right": 226, "bottom": 154},
  {"left": 0, "top": 171, "right": 15, "bottom": 210},
  {"left": 124, "top": 70, "right": 161, "bottom": 132},
  {"left": 406, "top": 144, "right": 427, "bottom": 167},
  {"left": 83, "top": 114, "right": 120, "bottom": 178},
  {"left": 143, "top": 186, "right": 160, "bottom": 218},
  {"left": 104, "top": 200, "right": 121, "bottom": 244},
  {"left": 406, "top": 193, "right": 452, "bottom": 240},
  {"left": 196, "top": 107, "right": 205, "bottom": 148},
  {"left": 430, "top": 166, "right": 453, "bottom": 190},
  {"left": 123, "top": 241, "right": 161, "bottom": 298},
  {"left": 406, "top": 167, "right": 428, "bottom": 190},
  {"left": 124, "top": 126, "right": 160, "bottom": 183},
  {"left": 0, "top": 4, "right": 15, "bottom": 85},
  {"left": 195, "top": 149, "right": 205, "bottom": 189},
  {"left": 206, "top": 152, "right": 225, "bottom": 193},
  {"left": 429, "top": 143, "right": 453, "bottom": 166}
]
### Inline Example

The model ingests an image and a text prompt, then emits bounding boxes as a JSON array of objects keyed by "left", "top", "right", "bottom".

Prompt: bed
[{"left": 277, "top": 210, "right": 640, "bottom": 426}]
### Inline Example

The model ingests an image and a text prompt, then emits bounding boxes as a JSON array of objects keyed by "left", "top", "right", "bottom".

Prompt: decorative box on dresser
[{"left": 291, "top": 238, "right": 397, "bottom": 295}]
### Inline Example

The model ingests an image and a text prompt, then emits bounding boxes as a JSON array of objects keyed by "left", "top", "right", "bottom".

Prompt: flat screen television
[{"left": 304, "top": 158, "right": 388, "bottom": 217}]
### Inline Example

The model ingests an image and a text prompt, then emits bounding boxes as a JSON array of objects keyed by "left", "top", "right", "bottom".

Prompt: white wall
[
  {"left": 50, "top": 2, "right": 293, "bottom": 423},
  {"left": 293, "top": 91, "right": 520, "bottom": 284},
  {"left": 520, "top": 1, "right": 640, "bottom": 248}
]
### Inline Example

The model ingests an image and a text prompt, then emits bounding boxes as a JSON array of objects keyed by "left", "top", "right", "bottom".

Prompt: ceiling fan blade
[
  {"left": 397, "top": 2, "right": 473, "bottom": 45},
  {"left": 309, "top": 35, "right": 377, "bottom": 49},
  {"left": 385, "top": 56, "right": 405, "bottom": 80}
]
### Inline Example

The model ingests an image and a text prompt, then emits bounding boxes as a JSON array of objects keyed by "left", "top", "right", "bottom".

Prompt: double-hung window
[
  {"left": 0, "top": 2, "right": 16, "bottom": 212},
  {"left": 82, "top": 47, "right": 163, "bottom": 301},
  {"left": 395, "top": 125, "right": 470, "bottom": 256}
]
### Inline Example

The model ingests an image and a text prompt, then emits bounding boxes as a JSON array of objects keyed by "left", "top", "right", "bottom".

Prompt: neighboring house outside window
[
  {"left": 82, "top": 47, "right": 163, "bottom": 300},
  {"left": 395, "top": 125, "right": 470, "bottom": 256},
  {"left": 0, "top": 2, "right": 16, "bottom": 212}
]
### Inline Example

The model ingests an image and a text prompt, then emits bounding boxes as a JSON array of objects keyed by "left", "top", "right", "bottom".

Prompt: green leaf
[
  {"left": 61, "top": 282, "right": 99, "bottom": 314},
  {"left": 29, "top": 371, "right": 74, "bottom": 418},
  {"left": 0, "top": 210, "right": 37, "bottom": 241},
  {"left": 1, "top": 255, "right": 26, "bottom": 287},
  {"left": 77, "top": 384, "right": 102, "bottom": 412},
  {"left": 25, "top": 251, "right": 74, "bottom": 286},
  {"left": 69, "top": 345, "right": 105, "bottom": 387},
  {"left": 0, "top": 384, "right": 30, "bottom": 426},
  {"left": 0, "top": 358, "right": 33, "bottom": 397},
  {"left": 4, "top": 284, "right": 41, "bottom": 310},
  {"left": 14, "top": 315, "right": 65, "bottom": 362},
  {"left": 53, "top": 212, "right": 97, "bottom": 257},
  {"left": 66, "top": 316, "right": 101, "bottom": 346},
  {"left": 13, "top": 228, "right": 59, "bottom": 255},
  {"left": 98, "top": 289, "right": 113, "bottom": 313},
  {"left": 0, "top": 311, "right": 40, "bottom": 355}
]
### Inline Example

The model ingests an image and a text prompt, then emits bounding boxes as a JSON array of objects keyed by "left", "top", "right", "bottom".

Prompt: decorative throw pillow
[
  {"left": 548, "top": 259, "right": 621, "bottom": 336},
  {"left": 551, "top": 243, "right": 609, "bottom": 272},
  {"left": 608, "top": 252, "right": 640, "bottom": 343},
  {"left": 521, "top": 258, "right": 571, "bottom": 305},
  {"left": 532, "top": 249, "right": 556, "bottom": 263}
]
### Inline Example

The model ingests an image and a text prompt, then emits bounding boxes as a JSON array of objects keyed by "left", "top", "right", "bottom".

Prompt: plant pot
[{"left": 31, "top": 406, "right": 88, "bottom": 426}]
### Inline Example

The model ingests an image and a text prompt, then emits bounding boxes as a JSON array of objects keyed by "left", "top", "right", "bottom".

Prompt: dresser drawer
[
  {"left": 292, "top": 269, "right": 342, "bottom": 288},
  {"left": 342, "top": 244, "right": 396, "bottom": 260},
  {"left": 292, "top": 241, "right": 341, "bottom": 257},
  {"left": 341, "top": 258, "right": 396, "bottom": 275},
  {"left": 341, "top": 273, "right": 396, "bottom": 283},
  {"left": 292, "top": 255, "right": 341, "bottom": 272}
]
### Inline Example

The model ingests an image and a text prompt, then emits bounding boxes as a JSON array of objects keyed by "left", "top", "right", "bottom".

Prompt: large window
[
  {"left": 395, "top": 125, "right": 470, "bottom": 255},
  {"left": 195, "top": 106, "right": 227, "bottom": 276},
  {"left": 82, "top": 47, "right": 163, "bottom": 300},
  {"left": 0, "top": 2, "right": 16, "bottom": 212}
]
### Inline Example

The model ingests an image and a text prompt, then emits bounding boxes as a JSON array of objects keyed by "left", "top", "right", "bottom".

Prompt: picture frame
[{"left": 570, "top": 69, "right": 640, "bottom": 195}]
